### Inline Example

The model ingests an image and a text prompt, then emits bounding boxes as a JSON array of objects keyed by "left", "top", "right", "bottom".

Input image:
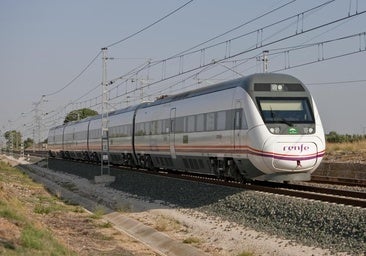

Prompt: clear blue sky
[{"left": 1, "top": 0, "right": 366, "bottom": 141}]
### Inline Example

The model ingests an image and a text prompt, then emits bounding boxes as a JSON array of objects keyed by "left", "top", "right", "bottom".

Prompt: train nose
[{"left": 265, "top": 142, "right": 320, "bottom": 171}]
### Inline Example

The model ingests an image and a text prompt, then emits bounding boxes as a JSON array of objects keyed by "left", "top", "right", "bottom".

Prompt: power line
[
  {"left": 106, "top": 0, "right": 336, "bottom": 87},
  {"left": 43, "top": 50, "right": 102, "bottom": 97},
  {"left": 19, "top": 1, "right": 366, "bottom": 134},
  {"left": 41, "top": 1, "right": 335, "bottom": 117},
  {"left": 307, "top": 79, "right": 366, "bottom": 86},
  {"left": 38, "top": 1, "right": 194, "bottom": 107},
  {"left": 169, "top": 1, "right": 336, "bottom": 61},
  {"left": 106, "top": 0, "right": 194, "bottom": 48},
  {"left": 172, "top": 0, "right": 297, "bottom": 57}
]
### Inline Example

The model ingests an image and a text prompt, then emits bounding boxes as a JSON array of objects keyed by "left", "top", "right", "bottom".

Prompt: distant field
[{"left": 325, "top": 139, "right": 366, "bottom": 162}]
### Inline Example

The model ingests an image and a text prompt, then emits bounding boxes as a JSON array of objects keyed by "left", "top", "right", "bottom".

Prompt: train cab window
[{"left": 257, "top": 97, "right": 314, "bottom": 123}]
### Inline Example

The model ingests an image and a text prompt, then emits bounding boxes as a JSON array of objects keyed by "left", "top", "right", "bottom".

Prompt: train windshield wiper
[
  {"left": 270, "top": 108, "right": 293, "bottom": 126},
  {"left": 278, "top": 118, "right": 293, "bottom": 127}
]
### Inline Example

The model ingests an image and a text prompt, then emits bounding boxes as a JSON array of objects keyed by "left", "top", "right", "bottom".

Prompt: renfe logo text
[{"left": 283, "top": 144, "right": 310, "bottom": 153}]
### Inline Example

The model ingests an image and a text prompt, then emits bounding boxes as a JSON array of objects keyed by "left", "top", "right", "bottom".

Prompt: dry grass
[
  {"left": 182, "top": 236, "right": 201, "bottom": 244},
  {"left": 326, "top": 140, "right": 366, "bottom": 152},
  {"left": 325, "top": 140, "right": 366, "bottom": 162},
  {"left": 154, "top": 215, "right": 181, "bottom": 232}
]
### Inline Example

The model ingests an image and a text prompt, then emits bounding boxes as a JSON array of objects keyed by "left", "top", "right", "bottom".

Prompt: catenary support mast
[{"left": 100, "top": 47, "right": 110, "bottom": 176}]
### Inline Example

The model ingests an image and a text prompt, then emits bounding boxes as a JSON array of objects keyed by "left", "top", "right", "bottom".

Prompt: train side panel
[
  {"left": 108, "top": 110, "right": 135, "bottom": 165},
  {"left": 47, "top": 125, "right": 64, "bottom": 157},
  {"left": 134, "top": 87, "right": 253, "bottom": 177},
  {"left": 134, "top": 103, "right": 171, "bottom": 168},
  {"left": 72, "top": 120, "right": 89, "bottom": 160},
  {"left": 88, "top": 117, "right": 102, "bottom": 161}
]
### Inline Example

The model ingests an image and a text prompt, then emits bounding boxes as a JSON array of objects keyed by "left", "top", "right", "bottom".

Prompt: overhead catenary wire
[
  {"left": 29, "top": 1, "right": 194, "bottom": 118},
  {"left": 119, "top": 9, "right": 366, "bottom": 97},
  {"left": 171, "top": 0, "right": 297, "bottom": 57},
  {"left": 20, "top": 1, "right": 195, "bottom": 129},
  {"left": 105, "top": 0, "right": 336, "bottom": 88},
  {"left": 43, "top": 50, "right": 102, "bottom": 97},
  {"left": 106, "top": 0, "right": 194, "bottom": 48},
  {"left": 14, "top": 1, "right": 366, "bottom": 139},
  {"left": 46, "top": 5, "right": 366, "bottom": 119},
  {"left": 34, "top": 0, "right": 333, "bottom": 113},
  {"left": 307, "top": 79, "right": 366, "bottom": 86}
]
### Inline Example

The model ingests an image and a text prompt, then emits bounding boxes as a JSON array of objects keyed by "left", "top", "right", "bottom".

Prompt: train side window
[
  {"left": 196, "top": 114, "right": 204, "bottom": 132},
  {"left": 151, "top": 121, "right": 157, "bottom": 135},
  {"left": 217, "top": 111, "right": 226, "bottom": 130},
  {"left": 162, "top": 119, "right": 170, "bottom": 134},
  {"left": 135, "top": 123, "right": 144, "bottom": 136},
  {"left": 127, "top": 124, "right": 132, "bottom": 136},
  {"left": 175, "top": 117, "right": 185, "bottom": 133},
  {"left": 124, "top": 126, "right": 127, "bottom": 136},
  {"left": 187, "top": 115, "right": 195, "bottom": 132},
  {"left": 235, "top": 110, "right": 241, "bottom": 129},
  {"left": 144, "top": 122, "right": 150, "bottom": 135},
  {"left": 206, "top": 112, "right": 215, "bottom": 131},
  {"left": 225, "top": 110, "right": 234, "bottom": 130},
  {"left": 157, "top": 120, "right": 162, "bottom": 135}
]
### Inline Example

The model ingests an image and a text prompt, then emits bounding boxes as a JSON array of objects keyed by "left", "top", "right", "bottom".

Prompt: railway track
[
  {"left": 8, "top": 152, "right": 366, "bottom": 208},
  {"left": 311, "top": 174, "right": 366, "bottom": 187},
  {"left": 160, "top": 171, "right": 366, "bottom": 208}
]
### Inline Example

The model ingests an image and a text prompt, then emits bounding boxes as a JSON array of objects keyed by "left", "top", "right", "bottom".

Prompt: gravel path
[{"left": 31, "top": 159, "right": 366, "bottom": 255}]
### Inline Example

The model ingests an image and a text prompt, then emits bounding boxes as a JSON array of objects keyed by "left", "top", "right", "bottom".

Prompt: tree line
[
  {"left": 2, "top": 108, "right": 98, "bottom": 151},
  {"left": 326, "top": 131, "right": 366, "bottom": 143}
]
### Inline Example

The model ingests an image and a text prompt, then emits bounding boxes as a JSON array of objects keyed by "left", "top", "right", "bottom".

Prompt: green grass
[
  {"left": 91, "top": 205, "right": 106, "bottom": 219},
  {"left": 16, "top": 224, "right": 75, "bottom": 255},
  {"left": 99, "top": 221, "right": 113, "bottom": 228},
  {"left": 34, "top": 195, "right": 64, "bottom": 215},
  {"left": 0, "top": 160, "right": 76, "bottom": 255},
  {"left": 182, "top": 236, "right": 201, "bottom": 244},
  {"left": 236, "top": 252, "right": 255, "bottom": 256},
  {"left": 0, "top": 207, "right": 24, "bottom": 222}
]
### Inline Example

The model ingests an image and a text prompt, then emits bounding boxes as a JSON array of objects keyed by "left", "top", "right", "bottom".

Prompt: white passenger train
[{"left": 48, "top": 73, "right": 325, "bottom": 182}]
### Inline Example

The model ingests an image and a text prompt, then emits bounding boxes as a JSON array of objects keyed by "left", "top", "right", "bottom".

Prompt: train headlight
[
  {"left": 303, "top": 127, "right": 314, "bottom": 134},
  {"left": 269, "top": 127, "right": 281, "bottom": 134},
  {"left": 271, "top": 84, "right": 285, "bottom": 91}
]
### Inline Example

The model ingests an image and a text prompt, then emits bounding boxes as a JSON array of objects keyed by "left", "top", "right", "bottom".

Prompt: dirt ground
[
  {"left": 0, "top": 156, "right": 160, "bottom": 256},
  {"left": 0, "top": 155, "right": 349, "bottom": 256}
]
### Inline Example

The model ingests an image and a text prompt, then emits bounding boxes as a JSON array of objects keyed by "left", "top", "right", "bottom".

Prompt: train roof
[
  {"left": 49, "top": 73, "right": 306, "bottom": 130},
  {"left": 145, "top": 73, "right": 305, "bottom": 107}
]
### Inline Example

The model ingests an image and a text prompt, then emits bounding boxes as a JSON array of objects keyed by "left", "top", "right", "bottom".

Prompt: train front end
[{"left": 246, "top": 74, "right": 325, "bottom": 181}]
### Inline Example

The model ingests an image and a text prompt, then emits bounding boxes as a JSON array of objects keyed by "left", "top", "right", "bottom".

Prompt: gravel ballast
[{"left": 47, "top": 159, "right": 366, "bottom": 255}]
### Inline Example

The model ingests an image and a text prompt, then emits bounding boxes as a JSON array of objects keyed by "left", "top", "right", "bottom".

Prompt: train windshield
[{"left": 257, "top": 97, "right": 314, "bottom": 124}]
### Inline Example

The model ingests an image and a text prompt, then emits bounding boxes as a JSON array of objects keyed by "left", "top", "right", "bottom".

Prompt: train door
[
  {"left": 169, "top": 108, "right": 176, "bottom": 159},
  {"left": 234, "top": 100, "right": 242, "bottom": 151}
]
